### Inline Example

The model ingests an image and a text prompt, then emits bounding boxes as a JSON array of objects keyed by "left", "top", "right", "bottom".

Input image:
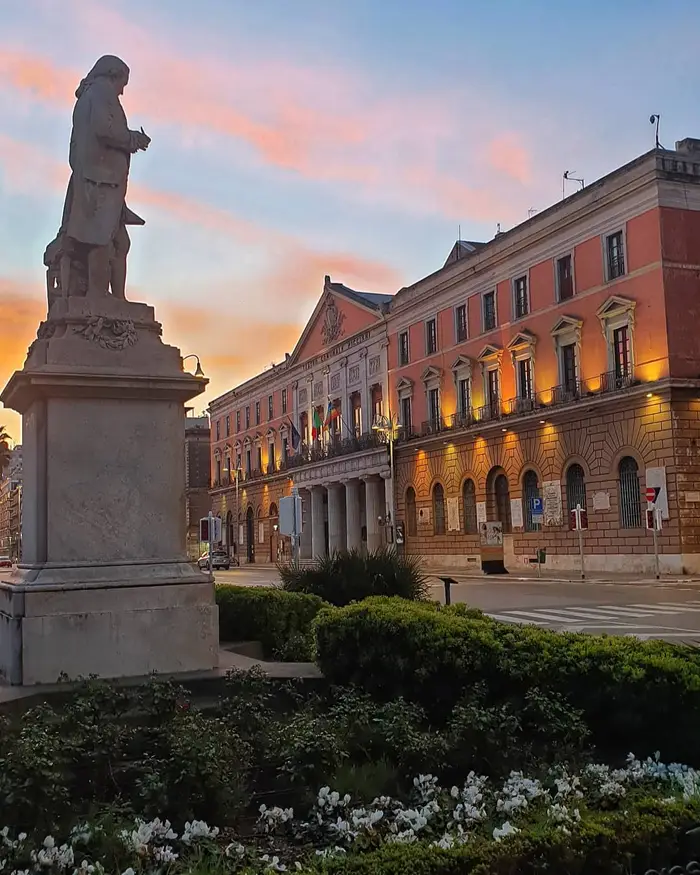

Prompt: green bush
[
  {"left": 314, "top": 598, "right": 700, "bottom": 763},
  {"left": 316, "top": 801, "right": 700, "bottom": 875},
  {"left": 216, "top": 584, "right": 323, "bottom": 658},
  {"left": 278, "top": 548, "right": 429, "bottom": 606}
]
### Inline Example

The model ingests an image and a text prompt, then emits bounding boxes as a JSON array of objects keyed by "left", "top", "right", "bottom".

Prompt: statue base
[{"left": 0, "top": 296, "right": 219, "bottom": 686}]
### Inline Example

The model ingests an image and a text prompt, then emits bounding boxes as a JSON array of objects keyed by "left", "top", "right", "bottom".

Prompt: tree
[{"left": 0, "top": 427, "right": 12, "bottom": 476}]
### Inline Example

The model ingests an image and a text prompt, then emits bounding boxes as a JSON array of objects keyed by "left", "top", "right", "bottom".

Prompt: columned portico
[
  {"left": 363, "top": 475, "right": 384, "bottom": 552},
  {"left": 344, "top": 478, "right": 362, "bottom": 551},
  {"left": 327, "top": 484, "right": 347, "bottom": 553},
  {"left": 310, "top": 485, "right": 326, "bottom": 559}
]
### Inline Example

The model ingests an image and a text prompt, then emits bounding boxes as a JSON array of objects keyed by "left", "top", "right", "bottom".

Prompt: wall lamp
[{"left": 183, "top": 354, "right": 205, "bottom": 378}]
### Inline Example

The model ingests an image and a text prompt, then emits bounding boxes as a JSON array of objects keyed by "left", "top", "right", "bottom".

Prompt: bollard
[{"left": 438, "top": 576, "right": 458, "bottom": 606}]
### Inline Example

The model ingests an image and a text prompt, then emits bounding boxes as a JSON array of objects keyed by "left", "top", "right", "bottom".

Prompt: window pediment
[
  {"left": 507, "top": 330, "right": 537, "bottom": 353},
  {"left": 234, "top": 440, "right": 242, "bottom": 452},
  {"left": 451, "top": 355, "right": 472, "bottom": 382},
  {"left": 254, "top": 432, "right": 264, "bottom": 446},
  {"left": 420, "top": 365, "right": 443, "bottom": 383},
  {"left": 213, "top": 448, "right": 222, "bottom": 459},
  {"left": 596, "top": 295, "right": 636, "bottom": 322},
  {"left": 477, "top": 344, "right": 503, "bottom": 363},
  {"left": 243, "top": 436, "right": 252, "bottom": 447},
  {"left": 266, "top": 427, "right": 276, "bottom": 439},
  {"left": 396, "top": 376, "right": 414, "bottom": 399}
]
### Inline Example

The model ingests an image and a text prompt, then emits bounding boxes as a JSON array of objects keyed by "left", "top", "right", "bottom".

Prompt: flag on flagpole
[
  {"left": 311, "top": 408, "right": 322, "bottom": 441},
  {"left": 290, "top": 419, "right": 301, "bottom": 451}
]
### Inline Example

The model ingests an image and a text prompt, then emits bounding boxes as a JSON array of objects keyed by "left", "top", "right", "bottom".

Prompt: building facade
[
  {"left": 209, "top": 277, "right": 394, "bottom": 563},
  {"left": 389, "top": 138, "right": 700, "bottom": 574},
  {"left": 185, "top": 414, "right": 211, "bottom": 561},
  {"left": 0, "top": 446, "right": 22, "bottom": 561},
  {"left": 211, "top": 137, "right": 700, "bottom": 574}
]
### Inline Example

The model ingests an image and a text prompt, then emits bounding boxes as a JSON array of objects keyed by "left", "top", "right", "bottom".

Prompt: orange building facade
[
  {"left": 389, "top": 138, "right": 700, "bottom": 574},
  {"left": 210, "top": 137, "right": 700, "bottom": 574}
]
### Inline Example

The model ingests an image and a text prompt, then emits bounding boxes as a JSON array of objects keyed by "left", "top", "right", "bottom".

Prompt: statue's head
[{"left": 76, "top": 55, "right": 130, "bottom": 99}]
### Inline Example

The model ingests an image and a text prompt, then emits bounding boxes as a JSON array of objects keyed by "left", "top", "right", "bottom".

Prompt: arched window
[
  {"left": 462, "top": 479, "right": 477, "bottom": 534},
  {"left": 433, "top": 483, "right": 446, "bottom": 535},
  {"left": 566, "top": 464, "right": 587, "bottom": 529},
  {"left": 619, "top": 456, "right": 642, "bottom": 528},
  {"left": 494, "top": 474, "right": 512, "bottom": 533},
  {"left": 523, "top": 470, "right": 541, "bottom": 532},
  {"left": 406, "top": 487, "right": 417, "bottom": 537}
]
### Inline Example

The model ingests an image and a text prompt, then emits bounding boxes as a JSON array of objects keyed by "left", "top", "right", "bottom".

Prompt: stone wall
[{"left": 393, "top": 388, "right": 695, "bottom": 574}]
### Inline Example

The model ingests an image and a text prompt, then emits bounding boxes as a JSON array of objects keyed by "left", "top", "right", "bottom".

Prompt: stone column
[
  {"left": 363, "top": 475, "right": 384, "bottom": 552},
  {"left": 344, "top": 478, "right": 362, "bottom": 551},
  {"left": 327, "top": 483, "right": 346, "bottom": 554},
  {"left": 311, "top": 485, "right": 326, "bottom": 559}
]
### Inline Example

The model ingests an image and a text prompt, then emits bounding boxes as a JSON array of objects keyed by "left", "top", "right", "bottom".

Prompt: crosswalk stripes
[{"left": 486, "top": 599, "right": 700, "bottom": 627}]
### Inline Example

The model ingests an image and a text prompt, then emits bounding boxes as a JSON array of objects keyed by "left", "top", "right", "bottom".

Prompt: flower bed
[
  {"left": 2, "top": 755, "right": 700, "bottom": 873},
  {"left": 314, "top": 597, "right": 700, "bottom": 763},
  {"left": 216, "top": 585, "right": 324, "bottom": 660}
]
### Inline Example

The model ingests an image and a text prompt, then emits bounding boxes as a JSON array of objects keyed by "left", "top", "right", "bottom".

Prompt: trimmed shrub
[
  {"left": 216, "top": 584, "right": 323, "bottom": 659},
  {"left": 278, "top": 548, "right": 429, "bottom": 606},
  {"left": 314, "top": 598, "right": 700, "bottom": 763}
]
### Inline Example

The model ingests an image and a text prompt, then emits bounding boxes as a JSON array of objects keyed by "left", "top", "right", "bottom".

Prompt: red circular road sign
[{"left": 645, "top": 487, "right": 657, "bottom": 503}]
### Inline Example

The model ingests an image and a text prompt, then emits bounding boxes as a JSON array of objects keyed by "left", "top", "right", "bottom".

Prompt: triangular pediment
[
  {"left": 596, "top": 295, "right": 636, "bottom": 319},
  {"left": 551, "top": 315, "right": 583, "bottom": 335},
  {"left": 266, "top": 427, "right": 276, "bottom": 439},
  {"left": 507, "top": 330, "right": 537, "bottom": 351},
  {"left": 451, "top": 354, "right": 472, "bottom": 370},
  {"left": 477, "top": 344, "right": 502, "bottom": 361},
  {"left": 287, "top": 276, "right": 391, "bottom": 366},
  {"left": 420, "top": 365, "right": 443, "bottom": 382},
  {"left": 396, "top": 376, "right": 414, "bottom": 392}
]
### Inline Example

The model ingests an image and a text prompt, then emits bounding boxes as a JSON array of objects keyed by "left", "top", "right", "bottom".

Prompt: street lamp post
[
  {"left": 223, "top": 462, "right": 241, "bottom": 557},
  {"left": 372, "top": 412, "right": 402, "bottom": 546}
]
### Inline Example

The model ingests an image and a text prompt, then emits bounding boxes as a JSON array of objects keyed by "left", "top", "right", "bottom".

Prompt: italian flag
[{"left": 311, "top": 408, "right": 323, "bottom": 441}]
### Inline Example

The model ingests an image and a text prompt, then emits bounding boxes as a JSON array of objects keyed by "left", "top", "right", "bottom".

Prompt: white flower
[
  {"left": 493, "top": 821, "right": 520, "bottom": 842},
  {"left": 225, "top": 841, "right": 246, "bottom": 859},
  {"left": 120, "top": 869, "right": 135, "bottom": 875},
  {"left": 181, "top": 820, "right": 220, "bottom": 844},
  {"left": 153, "top": 846, "right": 179, "bottom": 864}
]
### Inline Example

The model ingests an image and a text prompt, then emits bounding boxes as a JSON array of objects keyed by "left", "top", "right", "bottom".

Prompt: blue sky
[{"left": 1, "top": 0, "right": 699, "bottom": 438}]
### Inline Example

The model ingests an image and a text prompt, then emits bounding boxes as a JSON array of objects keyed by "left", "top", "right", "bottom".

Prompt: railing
[
  {"left": 448, "top": 411, "right": 475, "bottom": 430},
  {"left": 421, "top": 418, "right": 445, "bottom": 436},
  {"left": 550, "top": 381, "right": 583, "bottom": 405},
  {"left": 599, "top": 368, "right": 637, "bottom": 393}
]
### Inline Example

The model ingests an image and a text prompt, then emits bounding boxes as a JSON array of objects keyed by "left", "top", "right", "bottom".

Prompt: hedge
[
  {"left": 314, "top": 801, "right": 700, "bottom": 875},
  {"left": 216, "top": 585, "right": 324, "bottom": 658},
  {"left": 314, "top": 597, "right": 700, "bottom": 763}
]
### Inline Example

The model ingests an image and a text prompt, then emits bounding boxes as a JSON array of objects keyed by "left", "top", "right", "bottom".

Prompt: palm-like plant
[{"left": 0, "top": 427, "right": 12, "bottom": 476}]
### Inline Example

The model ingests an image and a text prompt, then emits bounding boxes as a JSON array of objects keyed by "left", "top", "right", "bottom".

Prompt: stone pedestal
[{"left": 0, "top": 296, "right": 219, "bottom": 686}]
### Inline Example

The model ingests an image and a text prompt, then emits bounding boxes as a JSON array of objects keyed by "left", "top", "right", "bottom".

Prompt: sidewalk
[{"left": 422, "top": 567, "right": 700, "bottom": 586}]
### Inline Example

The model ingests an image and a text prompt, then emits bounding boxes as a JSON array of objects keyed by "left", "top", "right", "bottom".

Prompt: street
[{"left": 211, "top": 565, "right": 700, "bottom": 646}]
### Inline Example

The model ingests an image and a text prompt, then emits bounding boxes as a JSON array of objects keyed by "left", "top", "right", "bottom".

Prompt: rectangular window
[
  {"left": 514, "top": 276, "right": 529, "bottom": 318},
  {"left": 225, "top": 415, "right": 230, "bottom": 437},
  {"left": 268, "top": 442, "right": 276, "bottom": 472},
  {"left": 281, "top": 389, "right": 287, "bottom": 414},
  {"left": 401, "top": 396, "right": 412, "bottom": 434},
  {"left": 353, "top": 404, "right": 362, "bottom": 438},
  {"left": 236, "top": 410, "right": 240, "bottom": 433},
  {"left": 487, "top": 369, "right": 500, "bottom": 414},
  {"left": 268, "top": 395, "right": 273, "bottom": 420},
  {"left": 557, "top": 255, "right": 574, "bottom": 300},
  {"left": 518, "top": 358, "right": 533, "bottom": 399},
  {"left": 606, "top": 231, "right": 625, "bottom": 280},
  {"left": 236, "top": 453, "right": 241, "bottom": 473},
  {"left": 455, "top": 304, "right": 468, "bottom": 342},
  {"left": 216, "top": 419, "right": 220, "bottom": 440},
  {"left": 613, "top": 325, "right": 631, "bottom": 379},
  {"left": 282, "top": 437, "right": 288, "bottom": 458},
  {"left": 245, "top": 406, "right": 250, "bottom": 429},
  {"left": 399, "top": 330, "right": 410, "bottom": 366},
  {"left": 256, "top": 446, "right": 262, "bottom": 472},
  {"left": 216, "top": 458, "right": 221, "bottom": 484},
  {"left": 245, "top": 449, "right": 251, "bottom": 475},
  {"left": 561, "top": 343, "right": 577, "bottom": 392},
  {"left": 458, "top": 378, "right": 471, "bottom": 416},
  {"left": 428, "top": 387, "right": 440, "bottom": 427},
  {"left": 425, "top": 319, "right": 437, "bottom": 355},
  {"left": 483, "top": 291, "right": 496, "bottom": 331},
  {"left": 255, "top": 401, "right": 261, "bottom": 425}
]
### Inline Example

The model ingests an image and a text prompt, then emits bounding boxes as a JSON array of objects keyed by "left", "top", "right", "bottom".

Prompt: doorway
[{"left": 246, "top": 506, "right": 255, "bottom": 563}]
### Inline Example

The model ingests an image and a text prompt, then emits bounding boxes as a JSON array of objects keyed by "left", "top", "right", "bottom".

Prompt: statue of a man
[{"left": 48, "top": 55, "right": 151, "bottom": 301}]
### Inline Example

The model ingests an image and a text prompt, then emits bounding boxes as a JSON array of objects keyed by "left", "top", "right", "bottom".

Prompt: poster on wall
[
  {"left": 476, "top": 501, "right": 487, "bottom": 525},
  {"left": 258, "top": 522, "right": 265, "bottom": 544},
  {"left": 645, "top": 466, "right": 669, "bottom": 520},
  {"left": 542, "top": 480, "right": 563, "bottom": 526},
  {"left": 447, "top": 497, "right": 460, "bottom": 531},
  {"left": 592, "top": 491, "right": 610, "bottom": 511},
  {"left": 510, "top": 498, "right": 524, "bottom": 529},
  {"left": 238, "top": 524, "right": 244, "bottom": 544},
  {"left": 418, "top": 506, "right": 431, "bottom": 525}
]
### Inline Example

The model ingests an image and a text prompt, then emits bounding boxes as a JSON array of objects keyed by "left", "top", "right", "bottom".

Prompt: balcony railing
[
  {"left": 421, "top": 417, "right": 445, "bottom": 436},
  {"left": 599, "top": 368, "right": 637, "bottom": 393}
]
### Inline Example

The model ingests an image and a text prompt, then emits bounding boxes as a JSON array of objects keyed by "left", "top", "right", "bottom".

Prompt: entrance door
[{"left": 246, "top": 507, "right": 255, "bottom": 563}]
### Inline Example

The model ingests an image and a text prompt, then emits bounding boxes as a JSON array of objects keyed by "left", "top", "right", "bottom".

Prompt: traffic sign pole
[
  {"left": 208, "top": 510, "right": 214, "bottom": 582},
  {"left": 576, "top": 504, "right": 585, "bottom": 580}
]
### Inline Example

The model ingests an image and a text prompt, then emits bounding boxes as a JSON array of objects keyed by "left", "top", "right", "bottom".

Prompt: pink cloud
[{"left": 486, "top": 133, "right": 533, "bottom": 185}]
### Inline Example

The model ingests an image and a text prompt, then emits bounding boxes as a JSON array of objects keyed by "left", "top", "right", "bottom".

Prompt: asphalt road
[
  {"left": 212, "top": 566, "right": 700, "bottom": 646},
  {"left": 5, "top": 564, "right": 700, "bottom": 645}
]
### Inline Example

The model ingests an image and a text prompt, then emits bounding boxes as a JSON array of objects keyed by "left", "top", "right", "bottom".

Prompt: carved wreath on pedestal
[
  {"left": 74, "top": 316, "right": 138, "bottom": 350},
  {"left": 321, "top": 297, "right": 345, "bottom": 346}
]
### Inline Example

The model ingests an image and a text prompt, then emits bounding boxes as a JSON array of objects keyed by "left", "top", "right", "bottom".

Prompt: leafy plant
[{"left": 278, "top": 548, "right": 429, "bottom": 606}]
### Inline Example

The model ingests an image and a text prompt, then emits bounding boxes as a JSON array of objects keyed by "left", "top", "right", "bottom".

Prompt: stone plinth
[{"left": 0, "top": 297, "right": 219, "bottom": 685}]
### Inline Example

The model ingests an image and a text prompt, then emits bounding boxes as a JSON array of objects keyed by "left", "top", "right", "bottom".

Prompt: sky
[{"left": 1, "top": 0, "right": 699, "bottom": 442}]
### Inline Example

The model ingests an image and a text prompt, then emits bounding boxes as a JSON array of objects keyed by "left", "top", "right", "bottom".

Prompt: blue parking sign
[{"left": 529, "top": 497, "right": 543, "bottom": 515}]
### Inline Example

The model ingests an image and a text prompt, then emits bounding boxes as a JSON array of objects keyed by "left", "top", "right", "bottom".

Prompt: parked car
[
  {"left": 0, "top": 555, "right": 12, "bottom": 569},
  {"left": 198, "top": 550, "right": 230, "bottom": 571}
]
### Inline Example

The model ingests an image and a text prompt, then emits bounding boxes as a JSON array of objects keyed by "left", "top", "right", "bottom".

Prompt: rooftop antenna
[
  {"left": 562, "top": 170, "right": 585, "bottom": 200},
  {"left": 650, "top": 114, "right": 663, "bottom": 149},
  {"left": 527, "top": 207, "right": 538, "bottom": 218}
]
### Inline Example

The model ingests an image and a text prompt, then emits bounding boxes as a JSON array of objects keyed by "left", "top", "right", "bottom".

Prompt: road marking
[
  {"left": 505, "top": 609, "right": 605, "bottom": 623},
  {"left": 488, "top": 613, "right": 545, "bottom": 625},
  {"left": 487, "top": 601, "right": 700, "bottom": 627}
]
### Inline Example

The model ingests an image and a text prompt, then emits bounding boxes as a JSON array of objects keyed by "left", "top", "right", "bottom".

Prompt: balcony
[
  {"left": 284, "top": 431, "right": 386, "bottom": 471},
  {"left": 599, "top": 368, "right": 637, "bottom": 394},
  {"left": 421, "top": 417, "right": 445, "bottom": 436}
]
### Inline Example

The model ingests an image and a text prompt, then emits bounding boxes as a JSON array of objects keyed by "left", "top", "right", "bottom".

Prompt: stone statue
[{"left": 44, "top": 55, "right": 151, "bottom": 304}]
